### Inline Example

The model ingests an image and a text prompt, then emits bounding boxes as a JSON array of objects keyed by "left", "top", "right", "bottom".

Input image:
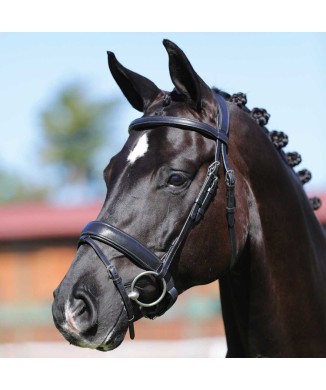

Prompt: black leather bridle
[{"left": 78, "top": 93, "right": 236, "bottom": 340}]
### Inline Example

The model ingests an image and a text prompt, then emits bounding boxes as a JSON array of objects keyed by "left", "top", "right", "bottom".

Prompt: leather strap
[
  {"left": 80, "top": 221, "right": 162, "bottom": 272},
  {"left": 158, "top": 160, "right": 220, "bottom": 278},
  {"left": 214, "top": 93, "right": 230, "bottom": 136},
  {"left": 214, "top": 92, "right": 237, "bottom": 270},
  {"left": 129, "top": 116, "right": 229, "bottom": 144},
  {"left": 79, "top": 221, "right": 179, "bottom": 321},
  {"left": 78, "top": 235, "right": 136, "bottom": 339}
]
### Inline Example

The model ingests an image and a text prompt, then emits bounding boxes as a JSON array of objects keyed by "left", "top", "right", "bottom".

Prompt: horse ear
[
  {"left": 163, "top": 39, "right": 212, "bottom": 112},
  {"left": 107, "top": 51, "right": 161, "bottom": 112}
]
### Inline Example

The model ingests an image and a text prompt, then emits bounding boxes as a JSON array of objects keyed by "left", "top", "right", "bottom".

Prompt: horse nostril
[
  {"left": 76, "top": 303, "right": 87, "bottom": 316},
  {"left": 70, "top": 289, "right": 98, "bottom": 336}
]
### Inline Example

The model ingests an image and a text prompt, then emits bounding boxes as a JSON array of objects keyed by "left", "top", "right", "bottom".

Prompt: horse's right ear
[{"left": 107, "top": 52, "right": 161, "bottom": 112}]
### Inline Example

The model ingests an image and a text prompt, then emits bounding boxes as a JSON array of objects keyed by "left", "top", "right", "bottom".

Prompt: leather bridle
[{"left": 78, "top": 92, "right": 236, "bottom": 340}]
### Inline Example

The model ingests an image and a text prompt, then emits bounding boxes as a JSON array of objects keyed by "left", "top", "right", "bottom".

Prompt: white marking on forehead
[{"left": 127, "top": 134, "right": 149, "bottom": 164}]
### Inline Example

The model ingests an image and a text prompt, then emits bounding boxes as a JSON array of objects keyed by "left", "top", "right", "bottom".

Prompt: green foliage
[
  {"left": 0, "top": 169, "right": 47, "bottom": 203},
  {"left": 0, "top": 83, "right": 118, "bottom": 205},
  {"left": 40, "top": 83, "right": 118, "bottom": 186}
]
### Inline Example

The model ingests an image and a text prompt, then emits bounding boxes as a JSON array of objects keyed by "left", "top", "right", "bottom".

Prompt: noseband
[{"left": 78, "top": 93, "right": 236, "bottom": 340}]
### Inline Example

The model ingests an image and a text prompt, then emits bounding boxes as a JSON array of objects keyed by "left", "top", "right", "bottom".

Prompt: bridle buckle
[{"left": 225, "top": 169, "right": 235, "bottom": 187}]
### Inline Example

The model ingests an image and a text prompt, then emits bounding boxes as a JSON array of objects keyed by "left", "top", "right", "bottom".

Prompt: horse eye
[{"left": 167, "top": 174, "right": 186, "bottom": 187}]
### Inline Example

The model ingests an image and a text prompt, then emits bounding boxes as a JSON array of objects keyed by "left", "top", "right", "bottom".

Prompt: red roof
[
  {"left": 0, "top": 202, "right": 102, "bottom": 241},
  {"left": 0, "top": 194, "right": 325, "bottom": 242}
]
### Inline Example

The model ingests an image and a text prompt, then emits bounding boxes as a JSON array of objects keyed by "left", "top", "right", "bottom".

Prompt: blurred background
[{"left": 0, "top": 32, "right": 325, "bottom": 357}]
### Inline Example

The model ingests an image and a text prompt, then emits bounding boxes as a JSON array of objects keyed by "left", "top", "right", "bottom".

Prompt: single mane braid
[
  {"left": 297, "top": 169, "right": 312, "bottom": 185},
  {"left": 269, "top": 130, "right": 289, "bottom": 149},
  {"left": 285, "top": 152, "right": 302, "bottom": 168},
  {"left": 250, "top": 107, "right": 271, "bottom": 126},
  {"left": 310, "top": 197, "right": 322, "bottom": 211},
  {"left": 230, "top": 92, "right": 247, "bottom": 108}
]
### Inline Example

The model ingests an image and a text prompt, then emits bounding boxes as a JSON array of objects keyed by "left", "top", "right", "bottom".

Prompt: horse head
[
  {"left": 52, "top": 39, "right": 326, "bottom": 357},
  {"left": 52, "top": 40, "right": 249, "bottom": 351}
]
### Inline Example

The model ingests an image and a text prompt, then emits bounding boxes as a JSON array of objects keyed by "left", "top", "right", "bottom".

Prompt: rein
[{"left": 78, "top": 92, "right": 236, "bottom": 340}]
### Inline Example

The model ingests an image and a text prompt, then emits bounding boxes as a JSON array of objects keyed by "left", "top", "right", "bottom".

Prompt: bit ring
[{"left": 128, "top": 271, "right": 167, "bottom": 308}]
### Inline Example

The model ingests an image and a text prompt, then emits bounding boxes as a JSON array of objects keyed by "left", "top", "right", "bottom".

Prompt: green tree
[
  {"left": 40, "top": 83, "right": 118, "bottom": 200},
  {"left": 0, "top": 168, "right": 47, "bottom": 203}
]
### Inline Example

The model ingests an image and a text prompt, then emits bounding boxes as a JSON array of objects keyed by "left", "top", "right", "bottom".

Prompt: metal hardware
[
  {"left": 129, "top": 271, "right": 167, "bottom": 308},
  {"left": 128, "top": 290, "right": 140, "bottom": 300}
]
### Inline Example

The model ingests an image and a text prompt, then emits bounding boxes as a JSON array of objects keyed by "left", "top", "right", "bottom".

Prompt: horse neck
[{"left": 219, "top": 108, "right": 326, "bottom": 357}]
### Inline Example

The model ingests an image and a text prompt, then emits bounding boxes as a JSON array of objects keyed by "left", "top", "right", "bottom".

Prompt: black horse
[{"left": 52, "top": 40, "right": 326, "bottom": 357}]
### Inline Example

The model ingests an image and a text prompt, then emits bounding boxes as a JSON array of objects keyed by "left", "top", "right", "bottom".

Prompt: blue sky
[{"left": 1, "top": 33, "right": 326, "bottom": 201}]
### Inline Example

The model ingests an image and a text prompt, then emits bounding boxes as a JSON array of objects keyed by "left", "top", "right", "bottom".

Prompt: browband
[{"left": 129, "top": 116, "right": 229, "bottom": 144}]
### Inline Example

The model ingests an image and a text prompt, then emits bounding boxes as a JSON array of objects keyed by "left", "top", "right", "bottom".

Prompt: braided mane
[{"left": 212, "top": 87, "right": 321, "bottom": 211}]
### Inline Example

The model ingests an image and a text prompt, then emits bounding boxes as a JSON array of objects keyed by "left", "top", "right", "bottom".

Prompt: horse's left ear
[{"left": 163, "top": 39, "right": 213, "bottom": 112}]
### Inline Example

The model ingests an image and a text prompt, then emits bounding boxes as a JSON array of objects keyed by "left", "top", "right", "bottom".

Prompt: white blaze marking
[{"left": 127, "top": 134, "right": 149, "bottom": 164}]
